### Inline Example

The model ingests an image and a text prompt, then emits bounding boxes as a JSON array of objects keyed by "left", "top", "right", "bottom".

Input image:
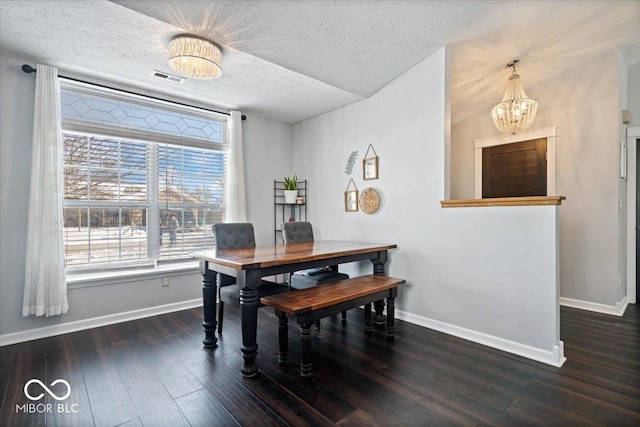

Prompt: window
[
  {"left": 473, "top": 126, "right": 558, "bottom": 199},
  {"left": 60, "top": 80, "right": 227, "bottom": 271},
  {"left": 482, "top": 138, "right": 547, "bottom": 198}
]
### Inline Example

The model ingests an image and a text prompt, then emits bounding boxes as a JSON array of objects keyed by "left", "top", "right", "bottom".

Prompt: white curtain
[
  {"left": 225, "top": 111, "right": 247, "bottom": 222},
  {"left": 23, "top": 65, "right": 68, "bottom": 317}
]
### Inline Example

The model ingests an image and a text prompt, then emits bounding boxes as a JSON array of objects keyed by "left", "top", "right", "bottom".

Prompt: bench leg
[
  {"left": 386, "top": 296, "right": 396, "bottom": 337},
  {"left": 341, "top": 311, "right": 347, "bottom": 322},
  {"left": 364, "top": 303, "right": 372, "bottom": 332},
  {"left": 300, "top": 320, "right": 313, "bottom": 377},
  {"left": 372, "top": 254, "right": 388, "bottom": 325},
  {"left": 217, "top": 300, "right": 224, "bottom": 334},
  {"left": 373, "top": 300, "right": 385, "bottom": 325},
  {"left": 277, "top": 310, "right": 288, "bottom": 364}
]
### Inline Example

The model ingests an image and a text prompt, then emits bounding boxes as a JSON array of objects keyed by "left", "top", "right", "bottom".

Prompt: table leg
[
  {"left": 239, "top": 270, "right": 261, "bottom": 377},
  {"left": 200, "top": 261, "right": 218, "bottom": 348},
  {"left": 372, "top": 251, "right": 388, "bottom": 325},
  {"left": 299, "top": 318, "right": 313, "bottom": 377}
]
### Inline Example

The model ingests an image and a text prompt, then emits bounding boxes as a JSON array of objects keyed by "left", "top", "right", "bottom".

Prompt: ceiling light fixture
[
  {"left": 491, "top": 59, "right": 537, "bottom": 134},
  {"left": 168, "top": 35, "right": 222, "bottom": 80}
]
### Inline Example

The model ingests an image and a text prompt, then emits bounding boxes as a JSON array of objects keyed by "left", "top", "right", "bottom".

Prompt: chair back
[
  {"left": 213, "top": 223, "right": 256, "bottom": 249},
  {"left": 281, "top": 221, "right": 314, "bottom": 244}
]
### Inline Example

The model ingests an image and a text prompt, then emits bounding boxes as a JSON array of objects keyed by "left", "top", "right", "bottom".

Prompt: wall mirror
[
  {"left": 363, "top": 144, "right": 379, "bottom": 180},
  {"left": 344, "top": 178, "right": 359, "bottom": 211}
]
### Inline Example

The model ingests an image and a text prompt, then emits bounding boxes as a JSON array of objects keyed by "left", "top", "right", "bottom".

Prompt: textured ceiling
[{"left": 1, "top": 0, "right": 639, "bottom": 124}]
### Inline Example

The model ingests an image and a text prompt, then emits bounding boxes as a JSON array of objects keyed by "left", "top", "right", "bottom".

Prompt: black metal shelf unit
[{"left": 274, "top": 179, "right": 307, "bottom": 244}]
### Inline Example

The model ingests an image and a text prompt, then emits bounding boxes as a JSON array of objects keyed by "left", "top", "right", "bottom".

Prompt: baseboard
[
  {"left": 0, "top": 299, "right": 203, "bottom": 347},
  {"left": 395, "top": 309, "right": 566, "bottom": 367},
  {"left": 559, "top": 296, "right": 628, "bottom": 317}
]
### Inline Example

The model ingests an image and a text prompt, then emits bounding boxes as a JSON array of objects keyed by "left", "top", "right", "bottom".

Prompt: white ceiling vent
[{"left": 152, "top": 70, "right": 184, "bottom": 83}]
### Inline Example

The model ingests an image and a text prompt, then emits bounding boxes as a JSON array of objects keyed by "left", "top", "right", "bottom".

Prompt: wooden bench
[{"left": 260, "top": 274, "right": 405, "bottom": 377}]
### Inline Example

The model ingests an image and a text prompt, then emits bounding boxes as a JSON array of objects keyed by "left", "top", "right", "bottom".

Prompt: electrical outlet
[{"left": 162, "top": 277, "right": 170, "bottom": 287}]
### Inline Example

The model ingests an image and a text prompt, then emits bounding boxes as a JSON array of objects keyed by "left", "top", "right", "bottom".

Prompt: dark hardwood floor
[{"left": 1, "top": 303, "right": 638, "bottom": 426}]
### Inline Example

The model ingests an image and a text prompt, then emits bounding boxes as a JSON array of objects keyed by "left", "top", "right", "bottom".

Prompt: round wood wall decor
[{"left": 359, "top": 187, "right": 381, "bottom": 214}]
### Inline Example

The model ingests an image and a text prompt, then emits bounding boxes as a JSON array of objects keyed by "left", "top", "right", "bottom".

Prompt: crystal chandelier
[
  {"left": 168, "top": 35, "right": 222, "bottom": 80},
  {"left": 491, "top": 60, "right": 537, "bottom": 134}
]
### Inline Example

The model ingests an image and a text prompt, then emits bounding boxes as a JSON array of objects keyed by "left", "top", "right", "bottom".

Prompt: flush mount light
[
  {"left": 491, "top": 59, "right": 538, "bottom": 134},
  {"left": 168, "top": 35, "right": 222, "bottom": 80}
]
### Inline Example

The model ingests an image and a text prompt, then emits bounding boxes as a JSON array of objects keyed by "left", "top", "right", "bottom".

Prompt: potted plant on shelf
[{"left": 283, "top": 174, "right": 298, "bottom": 204}]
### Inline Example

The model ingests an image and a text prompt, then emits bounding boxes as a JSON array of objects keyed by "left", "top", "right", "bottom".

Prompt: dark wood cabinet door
[{"left": 482, "top": 138, "right": 547, "bottom": 198}]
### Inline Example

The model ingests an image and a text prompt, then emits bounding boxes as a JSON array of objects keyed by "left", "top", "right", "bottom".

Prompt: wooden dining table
[{"left": 190, "top": 240, "right": 397, "bottom": 377}]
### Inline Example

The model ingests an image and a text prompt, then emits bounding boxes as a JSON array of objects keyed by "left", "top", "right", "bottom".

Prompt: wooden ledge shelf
[{"left": 441, "top": 196, "right": 566, "bottom": 208}]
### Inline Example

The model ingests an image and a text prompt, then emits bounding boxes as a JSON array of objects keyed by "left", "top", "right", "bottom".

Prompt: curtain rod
[{"left": 21, "top": 64, "right": 246, "bottom": 121}]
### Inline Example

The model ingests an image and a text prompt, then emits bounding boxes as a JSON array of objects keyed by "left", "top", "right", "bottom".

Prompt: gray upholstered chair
[
  {"left": 213, "top": 223, "right": 289, "bottom": 334},
  {"left": 281, "top": 221, "right": 349, "bottom": 325}
]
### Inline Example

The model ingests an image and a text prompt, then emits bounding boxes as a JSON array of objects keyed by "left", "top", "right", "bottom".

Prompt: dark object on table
[{"left": 281, "top": 221, "right": 349, "bottom": 327}]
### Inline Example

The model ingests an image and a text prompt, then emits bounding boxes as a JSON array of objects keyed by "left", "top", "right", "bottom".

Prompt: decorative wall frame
[
  {"left": 363, "top": 144, "right": 379, "bottom": 180},
  {"left": 359, "top": 187, "right": 381, "bottom": 214},
  {"left": 344, "top": 178, "right": 359, "bottom": 212}
]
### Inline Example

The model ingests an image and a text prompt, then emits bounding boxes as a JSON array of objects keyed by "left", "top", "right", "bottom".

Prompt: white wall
[
  {"left": 450, "top": 111, "right": 484, "bottom": 199},
  {"left": 243, "top": 115, "right": 294, "bottom": 245},
  {"left": 0, "top": 54, "right": 293, "bottom": 340},
  {"left": 628, "top": 62, "right": 640, "bottom": 127},
  {"left": 293, "top": 48, "right": 563, "bottom": 365},
  {"left": 451, "top": 49, "right": 625, "bottom": 311}
]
